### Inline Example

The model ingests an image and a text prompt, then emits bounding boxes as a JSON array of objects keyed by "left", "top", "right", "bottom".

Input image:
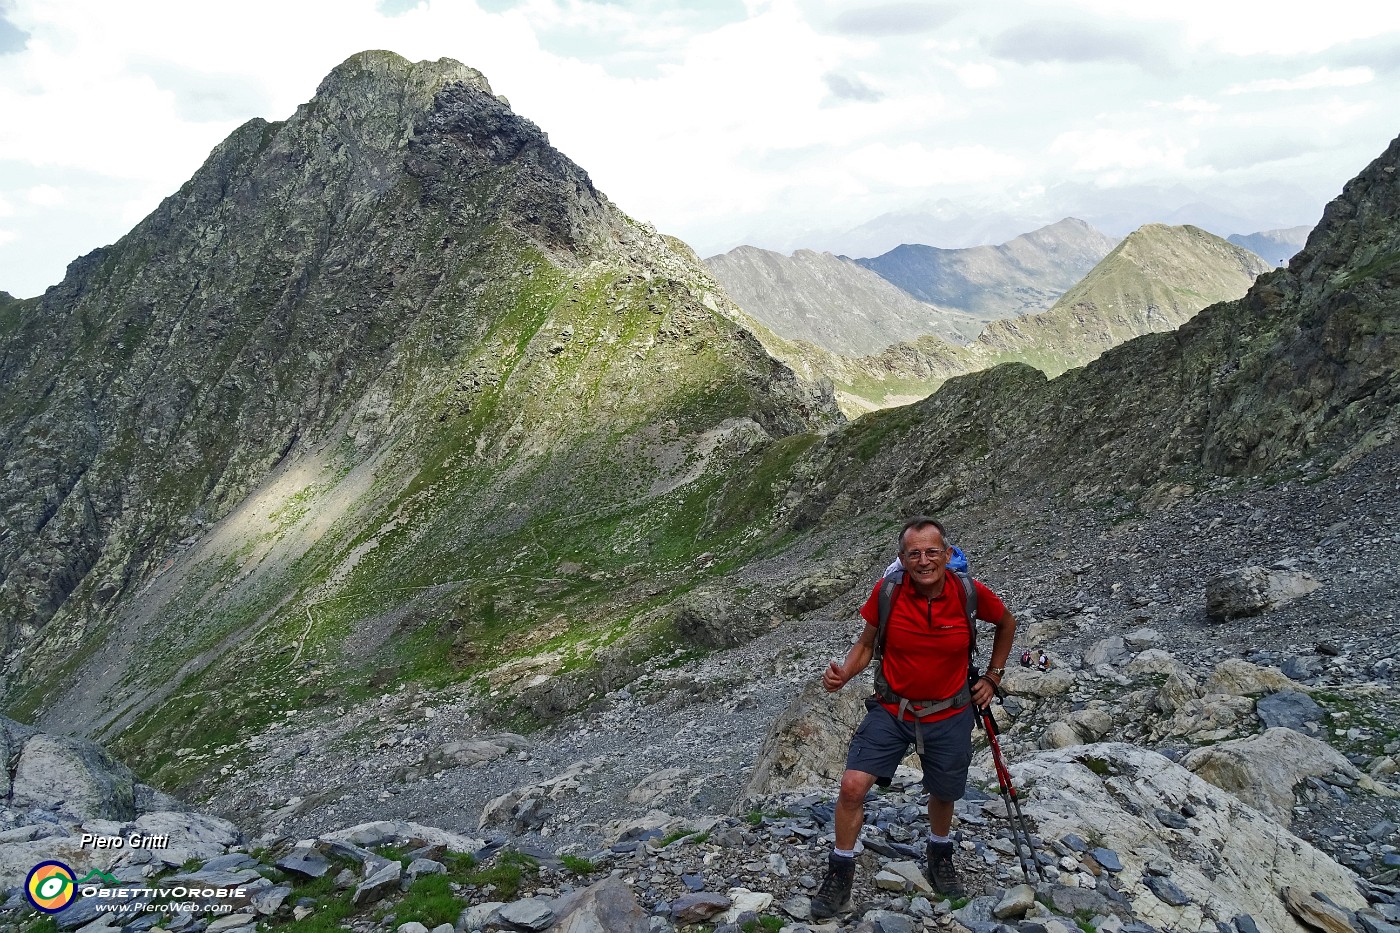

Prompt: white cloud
[
  {"left": 1160, "top": 96, "right": 1220, "bottom": 113},
  {"left": 954, "top": 62, "right": 999, "bottom": 88},
  {"left": 1226, "top": 67, "right": 1374, "bottom": 95},
  {"left": 0, "top": 229, "right": 15, "bottom": 246},
  {"left": 24, "top": 185, "right": 64, "bottom": 206},
  {"left": 1049, "top": 128, "right": 1192, "bottom": 175},
  {"left": 1, "top": 0, "right": 1399, "bottom": 293},
  {"left": 1066, "top": 0, "right": 1400, "bottom": 56},
  {"left": 845, "top": 142, "right": 1024, "bottom": 186}
]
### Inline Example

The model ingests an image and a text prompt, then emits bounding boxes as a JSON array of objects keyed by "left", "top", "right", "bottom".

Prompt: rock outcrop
[{"left": 1021, "top": 743, "right": 1367, "bottom": 931}]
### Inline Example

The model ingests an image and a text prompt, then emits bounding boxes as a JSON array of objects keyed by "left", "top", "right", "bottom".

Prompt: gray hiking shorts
[{"left": 845, "top": 702, "right": 974, "bottom": 802}]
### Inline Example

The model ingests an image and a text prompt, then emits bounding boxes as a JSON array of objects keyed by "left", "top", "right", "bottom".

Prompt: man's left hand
[{"left": 971, "top": 675, "right": 999, "bottom": 707}]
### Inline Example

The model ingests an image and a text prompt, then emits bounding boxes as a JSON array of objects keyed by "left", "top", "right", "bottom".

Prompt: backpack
[{"left": 871, "top": 552, "right": 979, "bottom": 721}]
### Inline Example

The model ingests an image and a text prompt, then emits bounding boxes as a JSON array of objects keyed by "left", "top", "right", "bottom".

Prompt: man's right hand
[{"left": 822, "top": 660, "right": 847, "bottom": 692}]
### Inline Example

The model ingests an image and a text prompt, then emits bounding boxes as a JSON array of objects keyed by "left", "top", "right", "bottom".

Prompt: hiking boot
[
  {"left": 925, "top": 840, "right": 965, "bottom": 897},
  {"left": 810, "top": 852, "right": 855, "bottom": 918}
]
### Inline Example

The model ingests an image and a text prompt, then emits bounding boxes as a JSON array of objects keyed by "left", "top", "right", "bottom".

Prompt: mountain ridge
[
  {"left": 966, "top": 223, "right": 1274, "bottom": 377},
  {"left": 0, "top": 52, "right": 838, "bottom": 771},
  {"left": 721, "top": 223, "right": 1275, "bottom": 415},
  {"left": 854, "top": 217, "right": 1118, "bottom": 318},
  {"left": 703, "top": 245, "right": 987, "bottom": 353}
]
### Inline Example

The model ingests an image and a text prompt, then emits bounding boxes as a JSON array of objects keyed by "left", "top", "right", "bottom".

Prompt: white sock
[
  {"left": 833, "top": 846, "right": 856, "bottom": 859},
  {"left": 928, "top": 832, "right": 951, "bottom": 846}
]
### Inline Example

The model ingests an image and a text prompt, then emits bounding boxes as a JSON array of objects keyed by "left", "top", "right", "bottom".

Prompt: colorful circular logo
[{"left": 26, "top": 861, "right": 77, "bottom": 913}]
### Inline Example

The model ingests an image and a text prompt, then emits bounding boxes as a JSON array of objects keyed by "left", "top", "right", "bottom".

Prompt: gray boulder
[
  {"left": 670, "top": 892, "right": 731, "bottom": 923},
  {"left": 1126, "top": 649, "right": 1179, "bottom": 677},
  {"left": 1157, "top": 695, "right": 1255, "bottom": 743},
  {"left": 1041, "top": 708, "right": 1114, "bottom": 751},
  {"left": 497, "top": 897, "right": 554, "bottom": 930},
  {"left": 1001, "top": 667, "right": 1075, "bottom": 698},
  {"left": 1256, "top": 690, "right": 1326, "bottom": 731},
  {"left": 744, "top": 674, "right": 867, "bottom": 796},
  {"left": 353, "top": 860, "right": 402, "bottom": 906},
  {"left": 10, "top": 733, "right": 135, "bottom": 820},
  {"left": 546, "top": 876, "right": 649, "bottom": 932},
  {"left": 1083, "top": 635, "right": 1132, "bottom": 668},
  {"left": 672, "top": 586, "right": 776, "bottom": 648},
  {"left": 427, "top": 734, "right": 530, "bottom": 770},
  {"left": 1153, "top": 671, "right": 1203, "bottom": 715},
  {"left": 321, "top": 820, "right": 486, "bottom": 857},
  {"left": 1021, "top": 743, "right": 1366, "bottom": 931},
  {"left": 277, "top": 848, "right": 331, "bottom": 879},
  {"left": 1203, "top": 659, "right": 1297, "bottom": 696},
  {"left": 1205, "top": 566, "right": 1320, "bottom": 620},
  {"left": 1123, "top": 628, "right": 1160, "bottom": 650},
  {"left": 1183, "top": 726, "right": 1378, "bottom": 824}
]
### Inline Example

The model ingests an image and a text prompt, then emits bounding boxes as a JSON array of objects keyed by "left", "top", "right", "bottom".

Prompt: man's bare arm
[
  {"left": 823, "top": 624, "right": 876, "bottom": 692},
  {"left": 972, "top": 609, "right": 1018, "bottom": 707}
]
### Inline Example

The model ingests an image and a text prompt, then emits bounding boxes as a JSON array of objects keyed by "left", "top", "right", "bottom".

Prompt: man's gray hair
[{"left": 898, "top": 516, "right": 948, "bottom": 551}]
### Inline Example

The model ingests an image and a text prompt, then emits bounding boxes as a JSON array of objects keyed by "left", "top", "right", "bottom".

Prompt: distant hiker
[
  {"left": 816, "top": 517, "right": 1017, "bottom": 913},
  {"left": 1020, "top": 649, "right": 1032, "bottom": 668},
  {"left": 1037, "top": 651, "right": 1049, "bottom": 672}
]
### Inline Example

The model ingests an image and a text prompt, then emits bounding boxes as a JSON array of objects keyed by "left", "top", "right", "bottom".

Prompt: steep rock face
[
  {"left": 790, "top": 132, "right": 1400, "bottom": 527},
  {"left": 969, "top": 224, "right": 1273, "bottom": 377},
  {"left": 0, "top": 52, "right": 838, "bottom": 766},
  {"left": 855, "top": 218, "right": 1117, "bottom": 319},
  {"left": 703, "top": 246, "right": 988, "bottom": 353}
]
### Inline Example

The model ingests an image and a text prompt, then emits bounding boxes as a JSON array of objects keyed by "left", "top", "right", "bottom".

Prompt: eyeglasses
[{"left": 901, "top": 547, "right": 946, "bottom": 561}]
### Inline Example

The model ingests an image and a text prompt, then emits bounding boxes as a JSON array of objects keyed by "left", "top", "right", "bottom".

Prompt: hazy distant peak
[{"left": 1227, "top": 225, "right": 1313, "bottom": 266}]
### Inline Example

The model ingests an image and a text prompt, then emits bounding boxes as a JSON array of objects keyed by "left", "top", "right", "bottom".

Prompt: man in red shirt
[{"left": 813, "top": 517, "right": 1017, "bottom": 915}]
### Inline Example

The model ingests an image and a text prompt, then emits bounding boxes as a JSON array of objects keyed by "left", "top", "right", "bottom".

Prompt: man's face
[{"left": 900, "top": 525, "right": 948, "bottom": 590}]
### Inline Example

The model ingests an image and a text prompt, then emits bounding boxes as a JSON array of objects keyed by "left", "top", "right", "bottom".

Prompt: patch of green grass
[
  {"left": 741, "top": 917, "right": 784, "bottom": 933},
  {"left": 1339, "top": 250, "right": 1400, "bottom": 288},
  {"left": 273, "top": 888, "right": 356, "bottom": 933},
  {"left": 1311, "top": 689, "right": 1399, "bottom": 755},
  {"left": 20, "top": 916, "right": 59, "bottom": 933},
  {"left": 660, "top": 827, "right": 698, "bottom": 846},
  {"left": 465, "top": 851, "right": 538, "bottom": 900},
  {"left": 560, "top": 854, "right": 597, "bottom": 874},
  {"left": 383, "top": 874, "right": 463, "bottom": 928}
]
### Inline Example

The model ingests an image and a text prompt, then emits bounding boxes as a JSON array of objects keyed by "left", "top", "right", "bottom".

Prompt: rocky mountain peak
[
  {"left": 309, "top": 49, "right": 496, "bottom": 129},
  {"left": 0, "top": 52, "right": 836, "bottom": 740}
]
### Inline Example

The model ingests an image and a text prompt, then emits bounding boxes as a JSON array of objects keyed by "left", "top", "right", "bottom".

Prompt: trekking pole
[{"left": 977, "top": 704, "right": 1046, "bottom": 883}]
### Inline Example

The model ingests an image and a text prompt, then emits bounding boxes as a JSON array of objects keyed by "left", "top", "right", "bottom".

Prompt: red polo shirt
[{"left": 860, "top": 575, "right": 1006, "bottom": 722}]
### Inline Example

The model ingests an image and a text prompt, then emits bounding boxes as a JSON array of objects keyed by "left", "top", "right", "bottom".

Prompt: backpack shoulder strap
[
  {"left": 874, "top": 572, "right": 901, "bottom": 661},
  {"left": 954, "top": 571, "right": 978, "bottom": 660}
]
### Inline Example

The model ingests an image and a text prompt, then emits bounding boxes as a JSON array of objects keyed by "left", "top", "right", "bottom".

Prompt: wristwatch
[{"left": 986, "top": 667, "right": 1005, "bottom": 678}]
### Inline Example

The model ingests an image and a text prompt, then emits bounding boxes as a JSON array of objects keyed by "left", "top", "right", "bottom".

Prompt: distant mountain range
[
  {"left": 702, "top": 247, "right": 987, "bottom": 355},
  {"left": 728, "top": 224, "right": 1272, "bottom": 414},
  {"left": 853, "top": 218, "right": 1118, "bottom": 320},
  {"left": 1227, "top": 226, "right": 1312, "bottom": 265},
  {"left": 966, "top": 224, "right": 1275, "bottom": 377},
  {"left": 718, "top": 180, "right": 1322, "bottom": 260},
  {"left": 704, "top": 218, "right": 1118, "bottom": 357}
]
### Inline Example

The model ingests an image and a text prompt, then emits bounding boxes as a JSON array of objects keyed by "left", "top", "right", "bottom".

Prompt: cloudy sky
[{"left": 2, "top": 0, "right": 1399, "bottom": 297}]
